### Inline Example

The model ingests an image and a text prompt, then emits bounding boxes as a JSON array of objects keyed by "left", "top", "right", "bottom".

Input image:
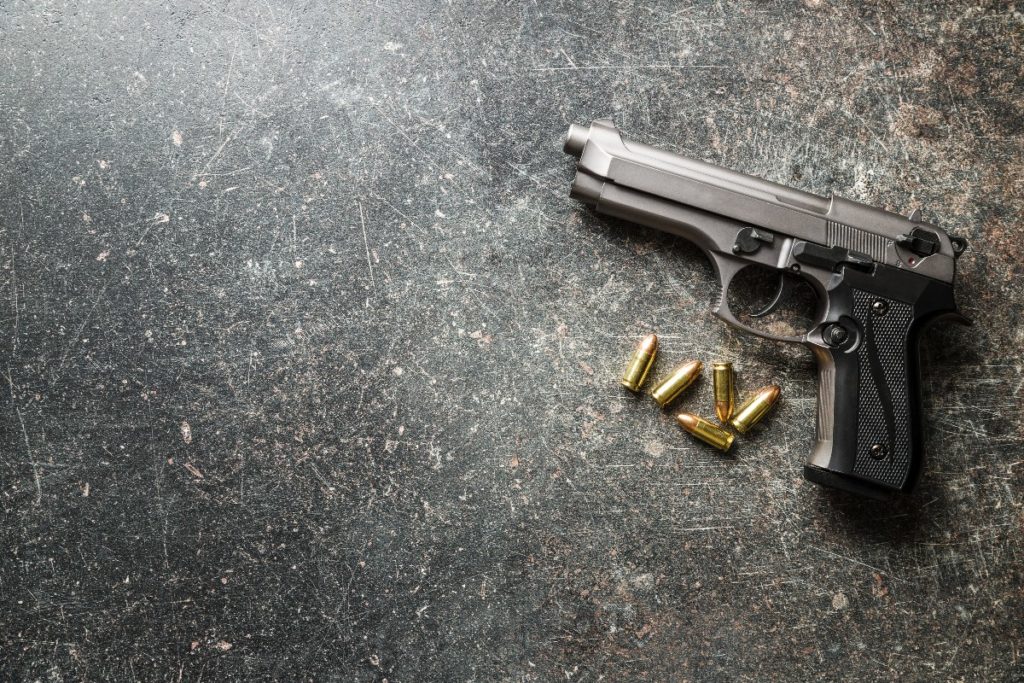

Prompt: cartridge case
[
  {"left": 729, "top": 385, "right": 781, "bottom": 434},
  {"left": 621, "top": 334, "right": 658, "bottom": 392},
  {"left": 676, "top": 413, "right": 735, "bottom": 452},
  {"left": 712, "top": 362, "right": 736, "bottom": 422},
  {"left": 651, "top": 360, "right": 703, "bottom": 407}
]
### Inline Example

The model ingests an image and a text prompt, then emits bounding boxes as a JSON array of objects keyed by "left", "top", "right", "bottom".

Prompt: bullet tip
[{"left": 676, "top": 413, "right": 698, "bottom": 430}]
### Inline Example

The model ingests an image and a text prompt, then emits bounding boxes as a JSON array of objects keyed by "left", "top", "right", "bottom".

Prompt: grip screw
[
  {"left": 870, "top": 443, "right": 888, "bottom": 460},
  {"left": 824, "top": 324, "right": 848, "bottom": 347},
  {"left": 871, "top": 300, "right": 889, "bottom": 316}
]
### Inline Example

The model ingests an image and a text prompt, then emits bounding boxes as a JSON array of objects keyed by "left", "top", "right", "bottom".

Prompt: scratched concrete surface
[{"left": 1, "top": 1, "right": 1021, "bottom": 681}]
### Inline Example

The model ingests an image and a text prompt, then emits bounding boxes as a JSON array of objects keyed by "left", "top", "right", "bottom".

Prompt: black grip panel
[
  {"left": 850, "top": 289, "right": 914, "bottom": 487},
  {"left": 803, "top": 265, "right": 961, "bottom": 498}
]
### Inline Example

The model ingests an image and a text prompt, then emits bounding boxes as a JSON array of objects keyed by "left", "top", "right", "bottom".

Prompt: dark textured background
[{"left": 1, "top": 1, "right": 1022, "bottom": 681}]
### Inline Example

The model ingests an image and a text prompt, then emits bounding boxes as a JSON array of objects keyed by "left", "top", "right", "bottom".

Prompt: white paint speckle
[
  {"left": 630, "top": 572, "right": 655, "bottom": 589},
  {"left": 643, "top": 440, "right": 665, "bottom": 457},
  {"left": 172, "top": 130, "right": 183, "bottom": 146},
  {"left": 383, "top": 42, "right": 403, "bottom": 52},
  {"left": 832, "top": 592, "right": 849, "bottom": 610},
  {"left": 96, "top": 250, "right": 110, "bottom": 262},
  {"left": 392, "top": 367, "right": 404, "bottom": 376},
  {"left": 180, "top": 420, "right": 193, "bottom": 444}
]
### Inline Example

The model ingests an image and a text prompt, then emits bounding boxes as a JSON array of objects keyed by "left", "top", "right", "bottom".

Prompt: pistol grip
[{"left": 802, "top": 270, "right": 961, "bottom": 498}]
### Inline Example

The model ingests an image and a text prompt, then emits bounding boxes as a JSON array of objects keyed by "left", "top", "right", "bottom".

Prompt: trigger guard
[
  {"left": 712, "top": 301, "right": 806, "bottom": 344},
  {"left": 709, "top": 252, "right": 807, "bottom": 344}
]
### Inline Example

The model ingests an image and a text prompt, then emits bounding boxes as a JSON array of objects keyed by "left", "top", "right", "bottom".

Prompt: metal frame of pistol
[{"left": 564, "top": 119, "right": 969, "bottom": 499}]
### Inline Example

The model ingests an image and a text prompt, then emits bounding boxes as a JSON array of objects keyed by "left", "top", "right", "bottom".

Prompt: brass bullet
[
  {"left": 729, "top": 385, "right": 782, "bottom": 434},
  {"left": 712, "top": 362, "right": 736, "bottom": 422},
  {"left": 621, "top": 333, "right": 658, "bottom": 392},
  {"left": 676, "top": 413, "right": 735, "bottom": 452},
  {"left": 651, "top": 360, "right": 703, "bottom": 407}
]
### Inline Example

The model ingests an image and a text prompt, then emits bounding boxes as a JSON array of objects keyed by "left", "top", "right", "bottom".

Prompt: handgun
[{"left": 564, "top": 119, "right": 968, "bottom": 499}]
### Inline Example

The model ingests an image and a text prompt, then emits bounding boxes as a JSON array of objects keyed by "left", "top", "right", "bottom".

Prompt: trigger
[{"left": 751, "top": 274, "right": 788, "bottom": 319}]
